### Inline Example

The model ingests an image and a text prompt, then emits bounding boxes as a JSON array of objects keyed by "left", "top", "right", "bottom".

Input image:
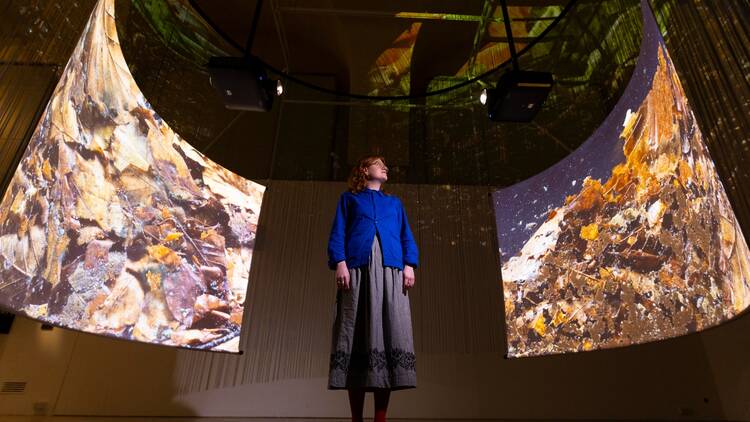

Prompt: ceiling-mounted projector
[
  {"left": 207, "top": 55, "right": 282, "bottom": 112},
  {"left": 481, "top": 70, "right": 553, "bottom": 122},
  {"left": 478, "top": 0, "right": 553, "bottom": 122}
]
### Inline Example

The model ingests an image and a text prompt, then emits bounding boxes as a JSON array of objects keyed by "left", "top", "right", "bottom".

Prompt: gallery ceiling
[{"left": 0, "top": 0, "right": 646, "bottom": 186}]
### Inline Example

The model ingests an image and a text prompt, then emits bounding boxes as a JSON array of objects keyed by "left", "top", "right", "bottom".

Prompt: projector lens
[{"left": 479, "top": 88, "right": 488, "bottom": 105}]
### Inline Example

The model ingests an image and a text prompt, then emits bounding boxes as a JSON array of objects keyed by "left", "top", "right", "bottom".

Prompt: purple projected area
[
  {"left": 0, "top": 0, "right": 265, "bottom": 352},
  {"left": 492, "top": 0, "right": 750, "bottom": 357}
]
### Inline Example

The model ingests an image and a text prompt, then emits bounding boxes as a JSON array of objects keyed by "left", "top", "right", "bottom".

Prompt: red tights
[{"left": 347, "top": 388, "right": 390, "bottom": 422}]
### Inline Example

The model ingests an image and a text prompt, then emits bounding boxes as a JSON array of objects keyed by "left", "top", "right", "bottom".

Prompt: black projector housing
[
  {"left": 207, "top": 56, "right": 277, "bottom": 112},
  {"left": 485, "top": 70, "right": 553, "bottom": 122}
]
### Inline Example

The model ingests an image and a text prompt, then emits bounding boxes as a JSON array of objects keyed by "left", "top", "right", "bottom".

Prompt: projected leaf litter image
[
  {"left": 492, "top": 0, "right": 750, "bottom": 357},
  {"left": 0, "top": 0, "right": 265, "bottom": 352}
]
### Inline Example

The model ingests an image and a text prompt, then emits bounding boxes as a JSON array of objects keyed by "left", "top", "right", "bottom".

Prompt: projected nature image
[
  {"left": 365, "top": 5, "right": 559, "bottom": 96},
  {"left": 130, "top": 0, "right": 233, "bottom": 64},
  {"left": 0, "top": 0, "right": 265, "bottom": 352},
  {"left": 493, "top": 1, "right": 750, "bottom": 357}
]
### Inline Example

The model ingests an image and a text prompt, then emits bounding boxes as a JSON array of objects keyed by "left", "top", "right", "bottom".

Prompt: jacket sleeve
[
  {"left": 399, "top": 199, "right": 419, "bottom": 268},
  {"left": 327, "top": 192, "right": 348, "bottom": 270}
]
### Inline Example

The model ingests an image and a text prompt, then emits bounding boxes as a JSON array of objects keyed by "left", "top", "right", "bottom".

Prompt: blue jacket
[{"left": 327, "top": 188, "right": 419, "bottom": 270}]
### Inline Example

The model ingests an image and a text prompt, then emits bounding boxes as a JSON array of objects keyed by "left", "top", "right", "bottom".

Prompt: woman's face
[{"left": 366, "top": 160, "right": 388, "bottom": 182}]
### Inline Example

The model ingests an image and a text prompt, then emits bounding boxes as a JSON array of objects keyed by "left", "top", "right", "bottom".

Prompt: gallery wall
[{"left": 1, "top": 180, "right": 749, "bottom": 420}]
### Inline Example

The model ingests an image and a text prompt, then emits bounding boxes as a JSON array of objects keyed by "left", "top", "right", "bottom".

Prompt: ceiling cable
[
  {"left": 500, "top": 0, "right": 520, "bottom": 72},
  {"left": 244, "top": 0, "right": 263, "bottom": 57},
  {"left": 188, "top": 0, "right": 577, "bottom": 101}
]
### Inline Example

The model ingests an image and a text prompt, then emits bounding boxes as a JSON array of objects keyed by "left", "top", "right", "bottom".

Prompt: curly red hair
[{"left": 347, "top": 155, "right": 388, "bottom": 194}]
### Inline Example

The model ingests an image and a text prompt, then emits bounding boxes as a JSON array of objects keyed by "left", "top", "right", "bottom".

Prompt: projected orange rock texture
[
  {"left": 0, "top": 0, "right": 265, "bottom": 352},
  {"left": 494, "top": 1, "right": 750, "bottom": 357}
]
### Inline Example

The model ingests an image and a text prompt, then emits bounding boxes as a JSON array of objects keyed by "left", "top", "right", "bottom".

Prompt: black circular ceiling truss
[{"left": 188, "top": 0, "right": 578, "bottom": 101}]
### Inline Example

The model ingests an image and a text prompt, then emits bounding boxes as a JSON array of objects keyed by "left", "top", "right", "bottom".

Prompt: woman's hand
[
  {"left": 403, "top": 265, "right": 415, "bottom": 292},
  {"left": 335, "top": 261, "right": 350, "bottom": 290}
]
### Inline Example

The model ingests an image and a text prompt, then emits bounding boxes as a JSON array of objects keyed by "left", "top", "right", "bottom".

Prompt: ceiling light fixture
[{"left": 479, "top": 88, "right": 488, "bottom": 105}]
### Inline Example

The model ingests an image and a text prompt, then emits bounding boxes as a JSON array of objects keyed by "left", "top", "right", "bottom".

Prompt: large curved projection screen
[
  {"left": 0, "top": 0, "right": 265, "bottom": 352},
  {"left": 493, "top": 0, "right": 750, "bottom": 358}
]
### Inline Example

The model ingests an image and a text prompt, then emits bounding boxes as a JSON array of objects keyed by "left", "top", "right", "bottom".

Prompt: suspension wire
[{"left": 188, "top": 0, "right": 577, "bottom": 101}]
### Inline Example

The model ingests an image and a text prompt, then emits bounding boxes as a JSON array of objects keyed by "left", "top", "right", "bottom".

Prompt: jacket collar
[{"left": 362, "top": 187, "right": 383, "bottom": 195}]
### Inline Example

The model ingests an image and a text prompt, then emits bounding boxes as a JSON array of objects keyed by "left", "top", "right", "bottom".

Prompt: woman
[{"left": 327, "top": 155, "right": 419, "bottom": 422}]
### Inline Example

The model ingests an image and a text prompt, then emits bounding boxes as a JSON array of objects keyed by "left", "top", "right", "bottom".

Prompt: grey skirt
[{"left": 328, "top": 234, "right": 417, "bottom": 391}]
